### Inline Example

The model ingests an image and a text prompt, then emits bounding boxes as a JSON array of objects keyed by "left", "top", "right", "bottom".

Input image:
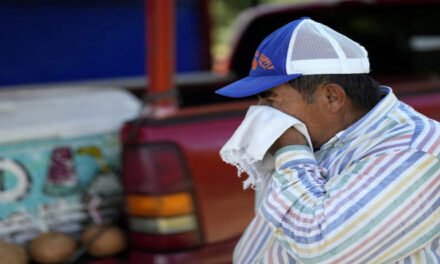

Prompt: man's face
[{"left": 257, "top": 83, "right": 330, "bottom": 147}]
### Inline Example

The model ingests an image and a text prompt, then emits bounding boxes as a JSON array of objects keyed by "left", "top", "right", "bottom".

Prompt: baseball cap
[{"left": 215, "top": 17, "right": 370, "bottom": 98}]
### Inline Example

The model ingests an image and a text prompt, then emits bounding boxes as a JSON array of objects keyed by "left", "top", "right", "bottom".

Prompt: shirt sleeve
[{"left": 259, "top": 145, "right": 440, "bottom": 263}]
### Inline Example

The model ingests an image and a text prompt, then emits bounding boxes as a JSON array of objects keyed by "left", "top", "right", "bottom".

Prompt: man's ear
[{"left": 322, "top": 83, "right": 346, "bottom": 113}]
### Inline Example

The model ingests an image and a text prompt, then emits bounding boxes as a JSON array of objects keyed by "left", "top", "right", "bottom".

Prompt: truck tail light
[
  {"left": 122, "top": 143, "right": 202, "bottom": 251},
  {"left": 126, "top": 192, "right": 193, "bottom": 217}
]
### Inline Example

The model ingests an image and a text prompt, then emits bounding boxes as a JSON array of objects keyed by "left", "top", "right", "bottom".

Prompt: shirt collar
[{"left": 319, "top": 86, "right": 398, "bottom": 149}]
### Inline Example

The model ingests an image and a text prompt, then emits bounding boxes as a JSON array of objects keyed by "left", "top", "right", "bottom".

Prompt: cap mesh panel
[
  {"left": 291, "top": 22, "right": 338, "bottom": 60},
  {"left": 323, "top": 27, "right": 365, "bottom": 58}
]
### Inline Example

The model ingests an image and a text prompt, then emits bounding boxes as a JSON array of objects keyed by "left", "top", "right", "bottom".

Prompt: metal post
[{"left": 145, "top": 0, "right": 177, "bottom": 117}]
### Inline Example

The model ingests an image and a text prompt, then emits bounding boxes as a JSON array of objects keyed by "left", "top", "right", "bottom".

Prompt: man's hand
[{"left": 269, "top": 127, "right": 308, "bottom": 155}]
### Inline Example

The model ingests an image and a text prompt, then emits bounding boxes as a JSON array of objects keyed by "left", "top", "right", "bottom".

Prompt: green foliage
[{"left": 210, "top": 0, "right": 256, "bottom": 57}]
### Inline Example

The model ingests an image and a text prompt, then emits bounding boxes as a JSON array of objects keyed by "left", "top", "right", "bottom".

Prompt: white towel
[{"left": 220, "top": 105, "right": 312, "bottom": 189}]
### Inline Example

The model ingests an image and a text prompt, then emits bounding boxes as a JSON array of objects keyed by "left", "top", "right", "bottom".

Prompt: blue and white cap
[{"left": 215, "top": 17, "right": 370, "bottom": 98}]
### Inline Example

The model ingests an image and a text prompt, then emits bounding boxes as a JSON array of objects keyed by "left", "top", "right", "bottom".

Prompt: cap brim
[{"left": 215, "top": 74, "right": 302, "bottom": 98}]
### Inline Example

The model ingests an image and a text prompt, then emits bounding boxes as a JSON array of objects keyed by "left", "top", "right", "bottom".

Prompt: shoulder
[
  {"left": 358, "top": 101, "right": 440, "bottom": 159},
  {"left": 392, "top": 101, "right": 440, "bottom": 157}
]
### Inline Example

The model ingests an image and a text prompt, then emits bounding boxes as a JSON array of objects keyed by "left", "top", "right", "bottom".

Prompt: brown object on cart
[
  {"left": 0, "top": 240, "right": 28, "bottom": 264},
  {"left": 81, "top": 224, "right": 126, "bottom": 257},
  {"left": 30, "top": 232, "right": 77, "bottom": 264}
]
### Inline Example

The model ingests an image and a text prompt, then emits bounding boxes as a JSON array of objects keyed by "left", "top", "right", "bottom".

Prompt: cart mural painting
[{"left": 0, "top": 136, "right": 124, "bottom": 245}]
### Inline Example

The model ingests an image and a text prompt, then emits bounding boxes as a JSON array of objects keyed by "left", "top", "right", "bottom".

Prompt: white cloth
[{"left": 220, "top": 105, "right": 312, "bottom": 189}]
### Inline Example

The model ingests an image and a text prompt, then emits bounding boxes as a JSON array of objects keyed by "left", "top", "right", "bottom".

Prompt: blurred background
[
  {"left": 2, "top": 0, "right": 439, "bottom": 263},
  {"left": 0, "top": 0, "right": 309, "bottom": 89}
]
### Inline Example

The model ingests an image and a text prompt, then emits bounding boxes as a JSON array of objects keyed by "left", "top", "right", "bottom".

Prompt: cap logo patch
[
  {"left": 252, "top": 51, "right": 274, "bottom": 71},
  {"left": 258, "top": 53, "right": 274, "bottom": 70}
]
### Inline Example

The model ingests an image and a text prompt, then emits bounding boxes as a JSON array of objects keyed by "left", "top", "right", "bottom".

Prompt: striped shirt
[{"left": 234, "top": 87, "right": 440, "bottom": 263}]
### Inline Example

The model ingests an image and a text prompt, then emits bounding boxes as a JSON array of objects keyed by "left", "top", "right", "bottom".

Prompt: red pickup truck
[{"left": 121, "top": 1, "right": 440, "bottom": 263}]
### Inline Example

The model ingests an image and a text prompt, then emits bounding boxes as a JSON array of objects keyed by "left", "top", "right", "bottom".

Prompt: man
[{"left": 216, "top": 17, "right": 440, "bottom": 263}]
